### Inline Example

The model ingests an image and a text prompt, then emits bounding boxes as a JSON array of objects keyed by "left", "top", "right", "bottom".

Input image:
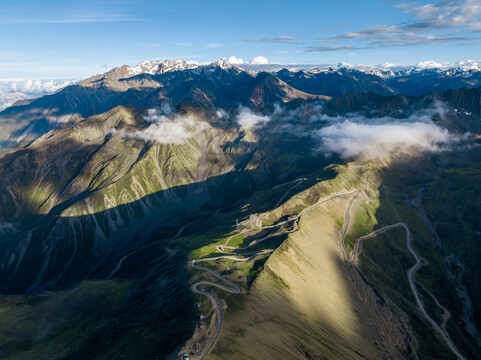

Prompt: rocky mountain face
[
  {"left": 0, "top": 105, "right": 290, "bottom": 292},
  {"left": 0, "top": 60, "right": 326, "bottom": 150},
  {"left": 323, "top": 86, "right": 481, "bottom": 132},
  {"left": 385, "top": 67, "right": 481, "bottom": 96},
  {"left": 276, "top": 67, "right": 399, "bottom": 97},
  {"left": 275, "top": 65, "right": 481, "bottom": 99},
  {"left": 0, "top": 60, "right": 480, "bottom": 359},
  {"left": 3, "top": 59, "right": 481, "bottom": 151}
]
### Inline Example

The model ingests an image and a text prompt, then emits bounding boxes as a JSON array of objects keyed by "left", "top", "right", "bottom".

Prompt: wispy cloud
[
  {"left": 305, "top": 45, "right": 367, "bottom": 52},
  {"left": 396, "top": 0, "right": 481, "bottom": 32},
  {"left": 206, "top": 43, "right": 224, "bottom": 48},
  {"left": 173, "top": 42, "right": 193, "bottom": 47},
  {"left": 0, "top": 15, "right": 139, "bottom": 24},
  {"left": 236, "top": 107, "right": 270, "bottom": 131},
  {"left": 310, "top": 0, "right": 481, "bottom": 51},
  {"left": 244, "top": 35, "right": 298, "bottom": 44},
  {"left": 316, "top": 119, "right": 453, "bottom": 159}
]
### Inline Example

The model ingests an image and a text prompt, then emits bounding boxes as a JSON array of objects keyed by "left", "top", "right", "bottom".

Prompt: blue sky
[{"left": 0, "top": 0, "right": 480, "bottom": 79}]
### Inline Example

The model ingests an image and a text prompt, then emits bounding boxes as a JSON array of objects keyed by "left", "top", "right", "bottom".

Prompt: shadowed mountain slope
[
  {"left": 0, "top": 62, "right": 327, "bottom": 149},
  {"left": 276, "top": 67, "right": 398, "bottom": 97}
]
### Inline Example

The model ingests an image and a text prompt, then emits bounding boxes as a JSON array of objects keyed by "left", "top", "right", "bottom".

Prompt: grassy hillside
[
  {"left": 0, "top": 280, "right": 129, "bottom": 359},
  {"left": 204, "top": 162, "right": 416, "bottom": 359},
  {"left": 178, "top": 157, "right": 480, "bottom": 360}
]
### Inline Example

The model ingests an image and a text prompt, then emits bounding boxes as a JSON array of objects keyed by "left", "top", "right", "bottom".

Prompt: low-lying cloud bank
[
  {"left": 116, "top": 107, "right": 210, "bottom": 144},
  {"left": 232, "top": 102, "right": 461, "bottom": 160},
  {"left": 236, "top": 107, "right": 270, "bottom": 131},
  {"left": 311, "top": 103, "right": 461, "bottom": 159},
  {"left": 114, "top": 102, "right": 461, "bottom": 160},
  {"left": 316, "top": 120, "right": 452, "bottom": 159},
  {"left": 0, "top": 79, "right": 74, "bottom": 111}
]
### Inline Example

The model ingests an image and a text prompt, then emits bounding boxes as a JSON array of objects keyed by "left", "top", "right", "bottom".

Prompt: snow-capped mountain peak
[
  {"left": 205, "top": 59, "right": 256, "bottom": 74},
  {"left": 120, "top": 58, "right": 253, "bottom": 78},
  {"left": 127, "top": 60, "right": 161, "bottom": 76},
  {"left": 126, "top": 59, "right": 198, "bottom": 76},
  {"left": 209, "top": 59, "right": 231, "bottom": 69}
]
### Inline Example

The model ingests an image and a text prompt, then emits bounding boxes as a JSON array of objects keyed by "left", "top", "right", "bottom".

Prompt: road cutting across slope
[
  {"left": 187, "top": 182, "right": 364, "bottom": 359},
  {"left": 188, "top": 172, "right": 467, "bottom": 360},
  {"left": 106, "top": 222, "right": 193, "bottom": 279},
  {"left": 339, "top": 201, "right": 466, "bottom": 360}
]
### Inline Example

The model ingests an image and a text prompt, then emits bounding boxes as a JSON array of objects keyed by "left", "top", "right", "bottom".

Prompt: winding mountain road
[
  {"left": 273, "top": 177, "right": 304, "bottom": 209},
  {"left": 218, "top": 188, "right": 363, "bottom": 255},
  {"left": 189, "top": 258, "right": 244, "bottom": 359},
  {"left": 342, "top": 217, "right": 466, "bottom": 359},
  {"left": 177, "top": 175, "right": 467, "bottom": 360},
  {"left": 187, "top": 173, "right": 468, "bottom": 360},
  {"left": 187, "top": 183, "right": 363, "bottom": 359},
  {"left": 338, "top": 190, "right": 362, "bottom": 261}
]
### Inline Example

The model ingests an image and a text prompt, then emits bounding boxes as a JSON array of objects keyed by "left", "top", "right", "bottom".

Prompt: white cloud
[
  {"left": 411, "top": 59, "right": 481, "bottom": 71},
  {"left": 236, "top": 107, "right": 270, "bottom": 131},
  {"left": 398, "top": 0, "right": 481, "bottom": 32},
  {"left": 299, "top": 100, "right": 460, "bottom": 160},
  {"left": 216, "top": 109, "right": 228, "bottom": 119},
  {"left": 118, "top": 108, "right": 210, "bottom": 144},
  {"left": 244, "top": 36, "right": 297, "bottom": 44},
  {"left": 224, "top": 56, "right": 270, "bottom": 65},
  {"left": 314, "top": 0, "right": 481, "bottom": 51},
  {"left": 224, "top": 56, "right": 245, "bottom": 65},
  {"left": 0, "top": 79, "right": 74, "bottom": 111},
  {"left": 207, "top": 43, "right": 224, "bottom": 48},
  {"left": 415, "top": 60, "right": 444, "bottom": 69},
  {"left": 315, "top": 119, "right": 453, "bottom": 159},
  {"left": 173, "top": 42, "right": 193, "bottom": 47},
  {"left": 238, "top": 101, "right": 459, "bottom": 160},
  {"left": 250, "top": 56, "right": 269, "bottom": 65},
  {"left": 382, "top": 62, "right": 398, "bottom": 68}
]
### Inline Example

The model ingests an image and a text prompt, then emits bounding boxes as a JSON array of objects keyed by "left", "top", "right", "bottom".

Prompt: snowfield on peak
[{"left": 126, "top": 59, "right": 199, "bottom": 76}]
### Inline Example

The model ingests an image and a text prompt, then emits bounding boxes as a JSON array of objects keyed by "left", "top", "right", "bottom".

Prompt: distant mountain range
[
  {"left": 0, "top": 59, "right": 327, "bottom": 149},
  {"left": 277, "top": 65, "right": 481, "bottom": 96},
  {"left": 2, "top": 59, "right": 481, "bottom": 150}
]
